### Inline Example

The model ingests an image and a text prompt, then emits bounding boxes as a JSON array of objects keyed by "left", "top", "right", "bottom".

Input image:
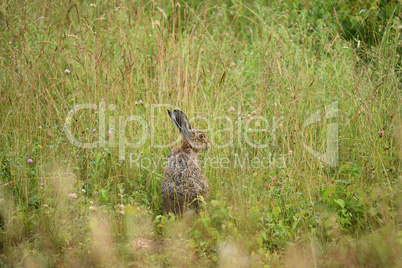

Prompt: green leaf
[
  {"left": 211, "top": 200, "right": 219, "bottom": 207},
  {"left": 334, "top": 199, "right": 345, "bottom": 208},
  {"left": 272, "top": 206, "right": 281, "bottom": 218},
  {"left": 202, "top": 216, "right": 211, "bottom": 229}
]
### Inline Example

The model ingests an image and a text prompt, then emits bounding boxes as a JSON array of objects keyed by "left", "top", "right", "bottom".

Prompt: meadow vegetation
[{"left": 0, "top": 0, "right": 401, "bottom": 266}]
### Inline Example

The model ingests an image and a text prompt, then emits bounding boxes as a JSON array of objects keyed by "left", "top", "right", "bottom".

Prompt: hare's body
[
  {"left": 162, "top": 147, "right": 209, "bottom": 214},
  {"left": 161, "top": 110, "right": 210, "bottom": 215}
]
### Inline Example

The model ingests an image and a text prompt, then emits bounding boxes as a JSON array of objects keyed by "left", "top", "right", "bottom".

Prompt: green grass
[{"left": 0, "top": 0, "right": 401, "bottom": 267}]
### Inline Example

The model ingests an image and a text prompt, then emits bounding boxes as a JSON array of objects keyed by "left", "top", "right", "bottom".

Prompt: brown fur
[{"left": 161, "top": 110, "right": 210, "bottom": 215}]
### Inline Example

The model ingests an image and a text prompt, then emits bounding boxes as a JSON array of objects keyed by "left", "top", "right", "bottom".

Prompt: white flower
[{"left": 89, "top": 206, "right": 94, "bottom": 210}]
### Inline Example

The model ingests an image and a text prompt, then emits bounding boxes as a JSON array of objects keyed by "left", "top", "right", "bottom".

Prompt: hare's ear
[
  {"left": 174, "top": 109, "right": 192, "bottom": 133},
  {"left": 167, "top": 109, "right": 181, "bottom": 130},
  {"left": 167, "top": 109, "right": 192, "bottom": 133}
]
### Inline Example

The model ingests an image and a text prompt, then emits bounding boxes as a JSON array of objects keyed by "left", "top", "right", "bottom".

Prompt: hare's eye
[{"left": 198, "top": 134, "right": 204, "bottom": 139}]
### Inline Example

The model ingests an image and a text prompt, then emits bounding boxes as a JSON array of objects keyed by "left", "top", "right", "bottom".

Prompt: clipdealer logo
[{"left": 64, "top": 102, "right": 338, "bottom": 168}]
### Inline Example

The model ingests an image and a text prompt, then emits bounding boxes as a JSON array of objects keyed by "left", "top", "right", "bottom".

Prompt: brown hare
[{"left": 161, "top": 109, "right": 210, "bottom": 215}]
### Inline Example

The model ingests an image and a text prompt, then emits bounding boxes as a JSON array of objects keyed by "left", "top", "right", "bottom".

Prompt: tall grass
[{"left": 0, "top": 0, "right": 401, "bottom": 266}]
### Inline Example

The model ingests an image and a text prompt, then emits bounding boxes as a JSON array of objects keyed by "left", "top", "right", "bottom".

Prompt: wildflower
[
  {"left": 47, "top": 131, "right": 53, "bottom": 137},
  {"left": 64, "top": 69, "right": 71, "bottom": 74},
  {"left": 255, "top": 121, "right": 260, "bottom": 127},
  {"left": 228, "top": 107, "right": 235, "bottom": 112},
  {"left": 108, "top": 130, "right": 113, "bottom": 136},
  {"left": 251, "top": 110, "right": 257, "bottom": 116},
  {"left": 68, "top": 193, "right": 78, "bottom": 199},
  {"left": 257, "top": 107, "right": 262, "bottom": 113},
  {"left": 378, "top": 131, "right": 384, "bottom": 138},
  {"left": 82, "top": 189, "right": 86, "bottom": 193},
  {"left": 120, "top": 156, "right": 125, "bottom": 163},
  {"left": 43, "top": 204, "right": 48, "bottom": 208},
  {"left": 94, "top": 191, "right": 99, "bottom": 195},
  {"left": 27, "top": 159, "right": 33, "bottom": 164},
  {"left": 230, "top": 62, "right": 236, "bottom": 68},
  {"left": 135, "top": 100, "right": 144, "bottom": 105},
  {"left": 120, "top": 210, "right": 125, "bottom": 215},
  {"left": 118, "top": 204, "right": 124, "bottom": 209},
  {"left": 90, "top": 200, "right": 94, "bottom": 204},
  {"left": 246, "top": 114, "right": 251, "bottom": 120},
  {"left": 92, "top": 128, "right": 96, "bottom": 132},
  {"left": 89, "top": 206, "right": 95, "bottom": 210},
  {"left": 289, "top": 150, "right": 293, "bottom": 156}
]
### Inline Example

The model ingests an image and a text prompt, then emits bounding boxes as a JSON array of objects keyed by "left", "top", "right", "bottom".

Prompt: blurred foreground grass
[{"left": 0, "top": 0, "right": 401, "bottom": 267}]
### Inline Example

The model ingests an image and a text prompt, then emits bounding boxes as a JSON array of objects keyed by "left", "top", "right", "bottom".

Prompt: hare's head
[{"left": 167, "top": 109, "right": 210, "bottom": 152}]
